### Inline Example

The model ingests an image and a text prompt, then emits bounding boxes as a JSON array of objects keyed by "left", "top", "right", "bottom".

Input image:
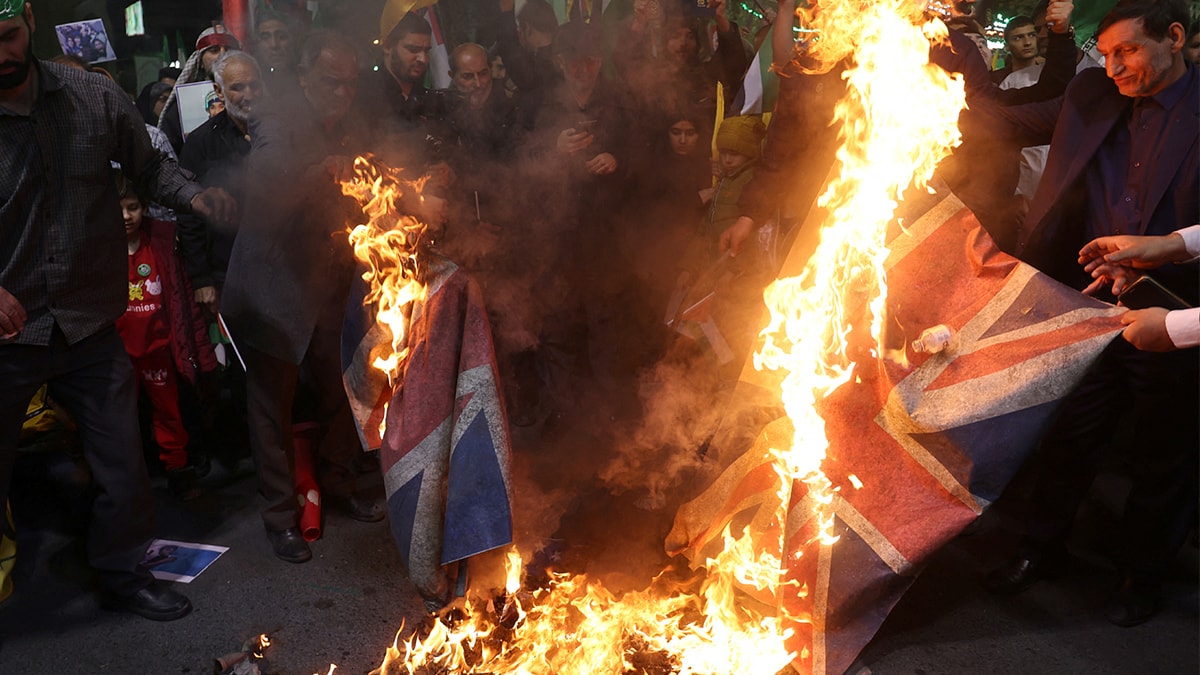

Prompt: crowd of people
[{"left": 0, "top": 0, "right": 1196, "bottom": 640}]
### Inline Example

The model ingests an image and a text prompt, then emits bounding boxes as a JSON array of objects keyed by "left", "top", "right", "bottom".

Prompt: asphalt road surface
[{"left": 1, "top": 426, "right": 1195, "bottom": 675}]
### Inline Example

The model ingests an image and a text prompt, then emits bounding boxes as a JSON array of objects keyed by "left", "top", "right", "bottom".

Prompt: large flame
[
  {"left": 341, "top": 156, "right": 431, "bottom": 390},
  {"left": 349, "top": 1, "right": 966, "bottom": 672},
  {"left": 374, "top": 536, "right": 796, "bottom": 675},
  {"left": 756, "top": 0, "right": 964, "bottom": 550}
]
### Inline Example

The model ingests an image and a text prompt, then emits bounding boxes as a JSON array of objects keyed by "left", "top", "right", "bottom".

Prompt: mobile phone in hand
[{"left": 1118, "top": 276, "right": 1192, "bottom": 311}]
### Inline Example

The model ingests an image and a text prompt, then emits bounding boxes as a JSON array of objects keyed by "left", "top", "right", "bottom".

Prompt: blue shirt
[{"left": 1085, "top": 65, "right": 1197, "bottom": 243}]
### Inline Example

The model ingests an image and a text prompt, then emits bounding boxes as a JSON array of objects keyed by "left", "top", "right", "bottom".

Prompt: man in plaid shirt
[{"left": 0, "top": 1, "right": 234, "bottom": 620}]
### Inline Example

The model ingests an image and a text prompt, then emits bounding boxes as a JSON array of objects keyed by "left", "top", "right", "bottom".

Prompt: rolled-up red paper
[{"left": 293, "top": 422, "right": 321, "bottom": 542}]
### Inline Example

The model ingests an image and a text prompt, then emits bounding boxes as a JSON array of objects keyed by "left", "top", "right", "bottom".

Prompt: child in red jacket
[{"left": 114, "top": 172, "right": 218, "bottom": 499}]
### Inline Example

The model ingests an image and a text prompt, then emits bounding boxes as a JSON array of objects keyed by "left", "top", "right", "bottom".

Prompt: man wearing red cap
[
  {"left": 158, "top": 24, "right": 242, "bottom": 154},
  {"left": 195, "top": 25, "right": 240, "bottom": 75}
]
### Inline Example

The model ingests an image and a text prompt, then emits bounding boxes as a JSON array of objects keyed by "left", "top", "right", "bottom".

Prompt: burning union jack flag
[
  {"left": 668, "top": 196, "right": 1125, "bottom": 674},
  {"left": 343, "top": 256, "right": 514, "bottom": 602}
]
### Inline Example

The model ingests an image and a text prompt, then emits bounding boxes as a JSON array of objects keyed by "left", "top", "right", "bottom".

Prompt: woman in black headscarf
[{"left": 135, "top": 81, "right": 173, "bottom": 126}]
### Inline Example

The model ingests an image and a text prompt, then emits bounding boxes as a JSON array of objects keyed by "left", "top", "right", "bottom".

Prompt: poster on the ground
[
  {"left": 54, "top": 19, "right": 116, "bottom": 64},
  {"left": 140, "top": 539, "right": 229, "bottom": 583}
]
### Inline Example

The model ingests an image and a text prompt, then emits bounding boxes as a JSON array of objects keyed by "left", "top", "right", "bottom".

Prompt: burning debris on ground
[
  {"left": 3, "top": 0, "right": 1194, "bottom": 673},
  {"left": 215, "top": 633, "right": 274, "bottom": 675}
]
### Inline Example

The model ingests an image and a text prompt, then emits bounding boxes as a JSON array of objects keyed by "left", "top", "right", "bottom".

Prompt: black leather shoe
[
  {"left": 188, "top": 451, "right": 212, "bottom": 480},
  {"left": 108, "top": 582, "right": 192, "bottom": 621},
  {"left": 344, "top": 494, "right": 386, "bottom": 523},
  {"left": 167, "top": 468, "right": 203, "bottom": 502},
  {"left": 266, "top": 526, "right": 312, "bottom": 563},
  {"left": 1106, "top": 576, "right": 1162, "bottom": 627},
  {"left": 983, "top": 553, "right": 1062, "bottom": 596}
]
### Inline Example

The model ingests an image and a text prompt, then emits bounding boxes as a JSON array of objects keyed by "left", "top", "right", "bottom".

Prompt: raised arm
[{"left": 772, "top": 0, "right": 797, "bottom": 71}]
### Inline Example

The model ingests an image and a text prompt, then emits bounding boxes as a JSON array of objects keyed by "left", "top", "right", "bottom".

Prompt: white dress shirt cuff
[
  {"left": 1179, "top": 225, "right": 1200, "bottom": 261},
  {"left": 1165, "top": 307, "right": 1200, "bottom": 349}
]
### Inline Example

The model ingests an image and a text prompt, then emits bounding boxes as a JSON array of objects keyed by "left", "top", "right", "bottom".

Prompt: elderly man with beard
[
  {"left": 442, "top": 43, "right": 516, "bottom": 161},
  {"left": 178, "top": 51, "right": 263, "bottom": 316},
  {"left": 220, "top": 31, "right": 381, "bottom": 565},
  {"left": 158, "top": 25, "right": 242, "bottom": 154},
  {"left": 0, "top": 1, "right": 235, "bottom": 620},
  {"left": 432, "top": 42, "right": 532, "bottom": 425}
]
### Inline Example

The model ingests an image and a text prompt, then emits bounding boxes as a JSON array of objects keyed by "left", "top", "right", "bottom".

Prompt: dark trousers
[
  {"left": 1024, "top": 338, "right": 1200, "bottom": 577},
  {"left": 0, "top": 326, "right": 155, "bottom": 595},
  {"left": 243, "top": 317, "right": 360, "bottom": 532}
]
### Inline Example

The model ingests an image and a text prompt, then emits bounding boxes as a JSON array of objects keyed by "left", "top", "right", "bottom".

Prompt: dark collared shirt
[
  {"left": 363, "top": 67, "right": 431, "bottom": 127},
  {"left": 0, "top": 60, "right": 201, "bottom": 346},
  {"left": 1086, "top": 65, "right": 1197, "bottom": 243},
  {"left": 360, "top": 68, "right": 434, "bottom": 168}
]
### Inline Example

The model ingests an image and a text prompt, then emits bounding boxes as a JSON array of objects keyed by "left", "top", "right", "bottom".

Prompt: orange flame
[
  {"left": 504, "top": 548, "right": 524, "bottom": 596},
  {"left": 253, "top": 633, "right": 271, "bottom": 659},
  {"left": 362, "top": 1, "right": 967, "bottom": 672},
  {"left": 756, "top": 0, "right": 965, "bottom": 550},
  {"left": 341, "top": 156, "right": 431, "bottom": 392}
]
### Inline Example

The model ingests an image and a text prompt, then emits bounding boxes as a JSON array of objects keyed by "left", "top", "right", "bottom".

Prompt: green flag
[
  {"left": 734, "top": 32, "right": 778, "bottom": 115},
  {"left": 0, "top": 0, "right": 24, "bottom": 21},
  {"left": 1072, "top": 0, "right": 1120, "bottom": 50}
]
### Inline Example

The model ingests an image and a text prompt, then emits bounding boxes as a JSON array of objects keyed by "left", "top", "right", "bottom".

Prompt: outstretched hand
[
  {"left": 1081, "top": 263, "right": 1139, "bottom": 296},
  {"left": 1079, "top": 232, "right": 1190, "bottom": 296},
  {"left": 323, "top": 155, "right": 356, "bottom": 183},
  {"left": 633, "top": 0, "right": 665, "bottom": 31},
  {"left": 1079, "top": 232, "right": 1189, "bottom": 270},
  {"left": 718, "top": 216, "right": 756, "bottom": 258},
  {"left": 191, "top": 187, "right": 238, "bottom": 226}
]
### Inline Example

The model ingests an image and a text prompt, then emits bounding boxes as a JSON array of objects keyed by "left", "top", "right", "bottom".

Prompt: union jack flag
[
  {"left": 343, "top": 256, "right": 514, "bottom": 601},
  {"left": 667, "top": 196, "right": 1125, "bottom": 674}
]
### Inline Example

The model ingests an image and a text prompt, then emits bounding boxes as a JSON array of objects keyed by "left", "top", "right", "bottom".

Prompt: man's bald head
[{"left": 449, "top": 43, "right": 492, "bottom": 109}]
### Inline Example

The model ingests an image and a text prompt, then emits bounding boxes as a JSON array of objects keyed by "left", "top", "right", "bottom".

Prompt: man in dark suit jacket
[
  {"left": 222, "top": 31, "right": 380, "bottom": 564},
  {"left": 976, "top": 0, "right": 1198, "bottom": 628}
]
